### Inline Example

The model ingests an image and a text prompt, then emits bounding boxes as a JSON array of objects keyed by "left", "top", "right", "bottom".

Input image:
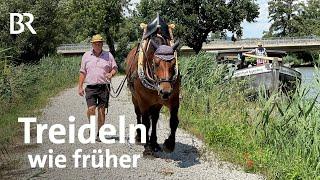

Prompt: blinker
[{"left": 154, "top": 45, "right": 175, "bottom": 61}]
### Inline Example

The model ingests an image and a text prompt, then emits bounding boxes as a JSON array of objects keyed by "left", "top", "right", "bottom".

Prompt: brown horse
[{"left": 125, "top": 36, "right": 180, "bottom": 155}]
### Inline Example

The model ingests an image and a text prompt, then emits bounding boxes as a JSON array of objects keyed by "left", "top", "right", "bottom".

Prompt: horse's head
[{"left": 150, "top": 40, "right": 179, "bottom": 100}]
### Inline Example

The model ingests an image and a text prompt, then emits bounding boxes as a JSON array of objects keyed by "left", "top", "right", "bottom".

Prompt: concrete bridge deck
[{"left": 57, "top": 37, "right": 320, "bottom": 55}]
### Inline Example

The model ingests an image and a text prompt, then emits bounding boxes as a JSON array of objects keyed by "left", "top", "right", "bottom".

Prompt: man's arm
[
  {"left": 243, "top": 49, "right": 256, "bottom": 58},
  {"left": 245, "top": 49, "right": 256, "bottom": 55},
  {"left": 105, "top": 52, "right": 118, "bottom": 80},
  {"left": 78, "top": 54, "right": 87, "bottom": 96},
  {"left": 78, "top": 73, "right": 86, "bottom": 96},
  {"left": 78, "top": 72, "right": 85, "bottom": 88}
]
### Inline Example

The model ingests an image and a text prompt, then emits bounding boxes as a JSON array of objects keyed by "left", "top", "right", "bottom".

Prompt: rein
[
  {"left": 107, "top": 42, "right": 140, "bottom": 98},
  {"left": 107, "top": 77, "right": 127, "bottom": 98}
]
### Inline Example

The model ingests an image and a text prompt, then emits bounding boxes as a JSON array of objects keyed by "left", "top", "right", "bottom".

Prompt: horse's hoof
[
  {"left": 152, "top": 143, "right": 162, "bottom": 152},
  {"left": 143, "top": 151, "right": 156, "bottom": 159},
  {"left": 143, "top": 145, "right": 155, "bottom": 158},
  {"left": 135, "top": 134, "right": 142, "bottom": 145},
  {"left": 163, "top": 139, "right": 175, "bottom": 153},
  {"left": 143, "top": 150, "right": 154, "bottom": 158}
]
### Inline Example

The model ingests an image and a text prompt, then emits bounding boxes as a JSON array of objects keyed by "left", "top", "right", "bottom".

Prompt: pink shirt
[{"left": 80, "top": 50, "right": 118, "bottom": 85}]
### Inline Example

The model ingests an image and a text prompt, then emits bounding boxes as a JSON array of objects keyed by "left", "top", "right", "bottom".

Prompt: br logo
[{"left": 10, "top": 13, "right": 36, "bottom": 34}]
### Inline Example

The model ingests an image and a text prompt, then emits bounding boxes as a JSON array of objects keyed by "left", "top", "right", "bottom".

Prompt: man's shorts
[{"left": 85, "top": 84, "right": 110, "bottom": 108}]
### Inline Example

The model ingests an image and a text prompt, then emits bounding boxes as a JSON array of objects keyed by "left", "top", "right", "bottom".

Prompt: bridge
[{"left": 57, "top": 37, "right": 320, "bottom": 55}]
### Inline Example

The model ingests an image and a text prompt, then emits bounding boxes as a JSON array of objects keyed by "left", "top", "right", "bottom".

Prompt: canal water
[
  {"left": 294, "top": 67, "right": 319, "bottom": 99},
  {"left": 295, "top": 67, "right": 316, "bottom": 84}
]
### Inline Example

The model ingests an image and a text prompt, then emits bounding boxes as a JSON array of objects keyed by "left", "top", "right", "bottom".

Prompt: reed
[
  {"left": 0, "top": 52, "right": 80, "bottom": 144},
  {"left": 179, "top": 52, "right": 320, "bottom": 179}
]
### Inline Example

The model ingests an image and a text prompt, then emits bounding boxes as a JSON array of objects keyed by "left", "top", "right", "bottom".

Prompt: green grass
[
  {"left": 179, "top": 52, "right": 320, "bottom": 179},
  {"left": 0, "top": 54, "right": 80, "bottom": 144}
]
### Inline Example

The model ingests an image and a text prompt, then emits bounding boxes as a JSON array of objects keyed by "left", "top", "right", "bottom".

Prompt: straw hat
[
  {"left": 91, "top": 34, "right": 104, "bottom": 43},
  {"left": 257, "top": 41, "right": 263, "bottom": 46}
]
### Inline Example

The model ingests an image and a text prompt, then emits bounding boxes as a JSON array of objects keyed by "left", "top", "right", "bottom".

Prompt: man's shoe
[{"left": 96, "top": 136, "right": 101, "bottom": 142}]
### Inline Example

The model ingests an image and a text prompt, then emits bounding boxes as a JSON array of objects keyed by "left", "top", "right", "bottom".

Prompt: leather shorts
[{"left": 85, "top": 84, "right": 110, "bottom": 108}]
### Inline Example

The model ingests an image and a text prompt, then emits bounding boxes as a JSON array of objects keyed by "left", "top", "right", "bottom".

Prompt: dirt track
[{"left": 6, "top": 76, "right": 264, "bottom": 180}]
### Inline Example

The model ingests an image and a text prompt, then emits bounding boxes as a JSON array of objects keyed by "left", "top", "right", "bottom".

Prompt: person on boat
[
  {"left": 247, "top": 42, "right": 268, "bottom": 66},
  {"left": 236, "top": 46, "right": 247, "bottom": 69}
]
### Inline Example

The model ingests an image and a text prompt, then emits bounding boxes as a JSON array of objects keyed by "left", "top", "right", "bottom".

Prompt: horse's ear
[
  {"left": 150, "top": 39, "right": 159, "bottom": 49},
  {"left": 172, "top": 40, "right": 180, "bottom": 51}
]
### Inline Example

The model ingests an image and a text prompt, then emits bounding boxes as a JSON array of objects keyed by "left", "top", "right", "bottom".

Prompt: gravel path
[{"left": 12, "top": 76, "right": 264, "bottom": 180}]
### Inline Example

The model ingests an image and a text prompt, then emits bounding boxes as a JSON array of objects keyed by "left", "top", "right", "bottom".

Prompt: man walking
[{"left": 78, "top": 34, "right": 117, "bottom": 141}]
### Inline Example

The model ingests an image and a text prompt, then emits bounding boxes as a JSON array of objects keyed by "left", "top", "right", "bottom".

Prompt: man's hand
[
  {"left": 105, "top": 73, "right": 113, "bottom": 80},
  {"left": 78, "top": 87, "right": 85, "bottom": 96}
]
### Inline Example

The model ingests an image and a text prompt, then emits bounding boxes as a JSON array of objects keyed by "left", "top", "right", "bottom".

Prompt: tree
[
  {"left": 114, "top": 17, "right": 141, "bottom": 70},
  {"left": 265, "top": 0, "right": 320, "bottom": 64},
  {"left": 299, "top": 0, "right": 320, "bottom": 37},
  {"left": 65, "top": 0, "right": 129, "bottom": 56},
  {"left": 267, "top": 0, "right": 301, "bottom": 37},
  {"left": 265, "top": 0, "right": 320, "bottom": 37},
  {"left": 135, "top": 0, "right": 259, "bottom": 53},
  {"left": 135, "top": 0, "right": 162, "bottom": 23},
  {"left": 0, "top": 0, "right": 65, "bottom": 63}
]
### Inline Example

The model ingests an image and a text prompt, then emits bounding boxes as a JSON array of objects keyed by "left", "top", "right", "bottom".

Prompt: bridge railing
[
  {"left": 207, "top": 37, "right": 320, "bottom": 46},
  {"left": 57, "top": 44, "right": 93, "bottom": 51},
  {"left": 57, "top": 37, "right": 320, "bottom": 53}
]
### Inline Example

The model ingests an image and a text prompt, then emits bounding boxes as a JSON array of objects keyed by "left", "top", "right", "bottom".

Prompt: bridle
[
  {"left": 137, "top": 37, "right": 179, "bottom": 92},
  {"left": 151, "top": 56, "right": 177, "bottom": 85}
]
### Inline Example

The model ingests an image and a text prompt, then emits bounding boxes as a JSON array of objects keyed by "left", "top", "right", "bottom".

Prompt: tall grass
[
  {"left": 0, "top": 53, "right": 80, "bottom": 144},
  {"left": 179, "top": 52, "right": 320, "bottom": 179}
]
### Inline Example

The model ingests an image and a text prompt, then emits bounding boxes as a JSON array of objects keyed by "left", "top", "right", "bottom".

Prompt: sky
[
  {"left": 241, "top": 0, "right": 306, "bottom": 38},
  {"left": 241, "top": 0, "right": 270, "bottom": 38}
]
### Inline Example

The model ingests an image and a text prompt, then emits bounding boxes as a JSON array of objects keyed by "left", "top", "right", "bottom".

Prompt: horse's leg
[
  {"left": 163, "top": 104, "right": 179, "bottom": 153},
  {"left": 149, "top": 105, "right": 162, "bottom": 152},
  {"left": 142, "top": 111, "right": 153, "bottom": 156},
  {"left": 132, "top": 97, "right": 142, "bottom": 143}
]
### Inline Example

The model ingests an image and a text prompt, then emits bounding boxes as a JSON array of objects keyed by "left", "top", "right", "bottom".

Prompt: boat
[
  {"left": 232, "top": 61, "right": 302, "bottom": 94},
  {"left": 220, "top": 50, "right": 302, "bottom": 94}
]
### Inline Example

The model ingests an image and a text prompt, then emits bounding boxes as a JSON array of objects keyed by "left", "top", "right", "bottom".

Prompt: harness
[
  {"left": 136, "top": 37, "right": 179, "bottom": 92},
  {"left": 113, "top": 16, "right": 179, "bottom": 97},
  {"left": 110, "top": 38, "right": 179, "bottom": 98}
]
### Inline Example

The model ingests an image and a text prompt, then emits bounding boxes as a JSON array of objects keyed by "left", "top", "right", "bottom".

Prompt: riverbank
[
  {"left": 179, "top": 52, "right": 320, "bottom": 179},
  {"left": 0, "top": 56, "right": 80, "bottom": 145}
]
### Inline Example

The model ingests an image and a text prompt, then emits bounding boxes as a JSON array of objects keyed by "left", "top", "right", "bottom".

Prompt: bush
[{"left": 283, "top": 54, "right": 303, "bottom": 65}]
